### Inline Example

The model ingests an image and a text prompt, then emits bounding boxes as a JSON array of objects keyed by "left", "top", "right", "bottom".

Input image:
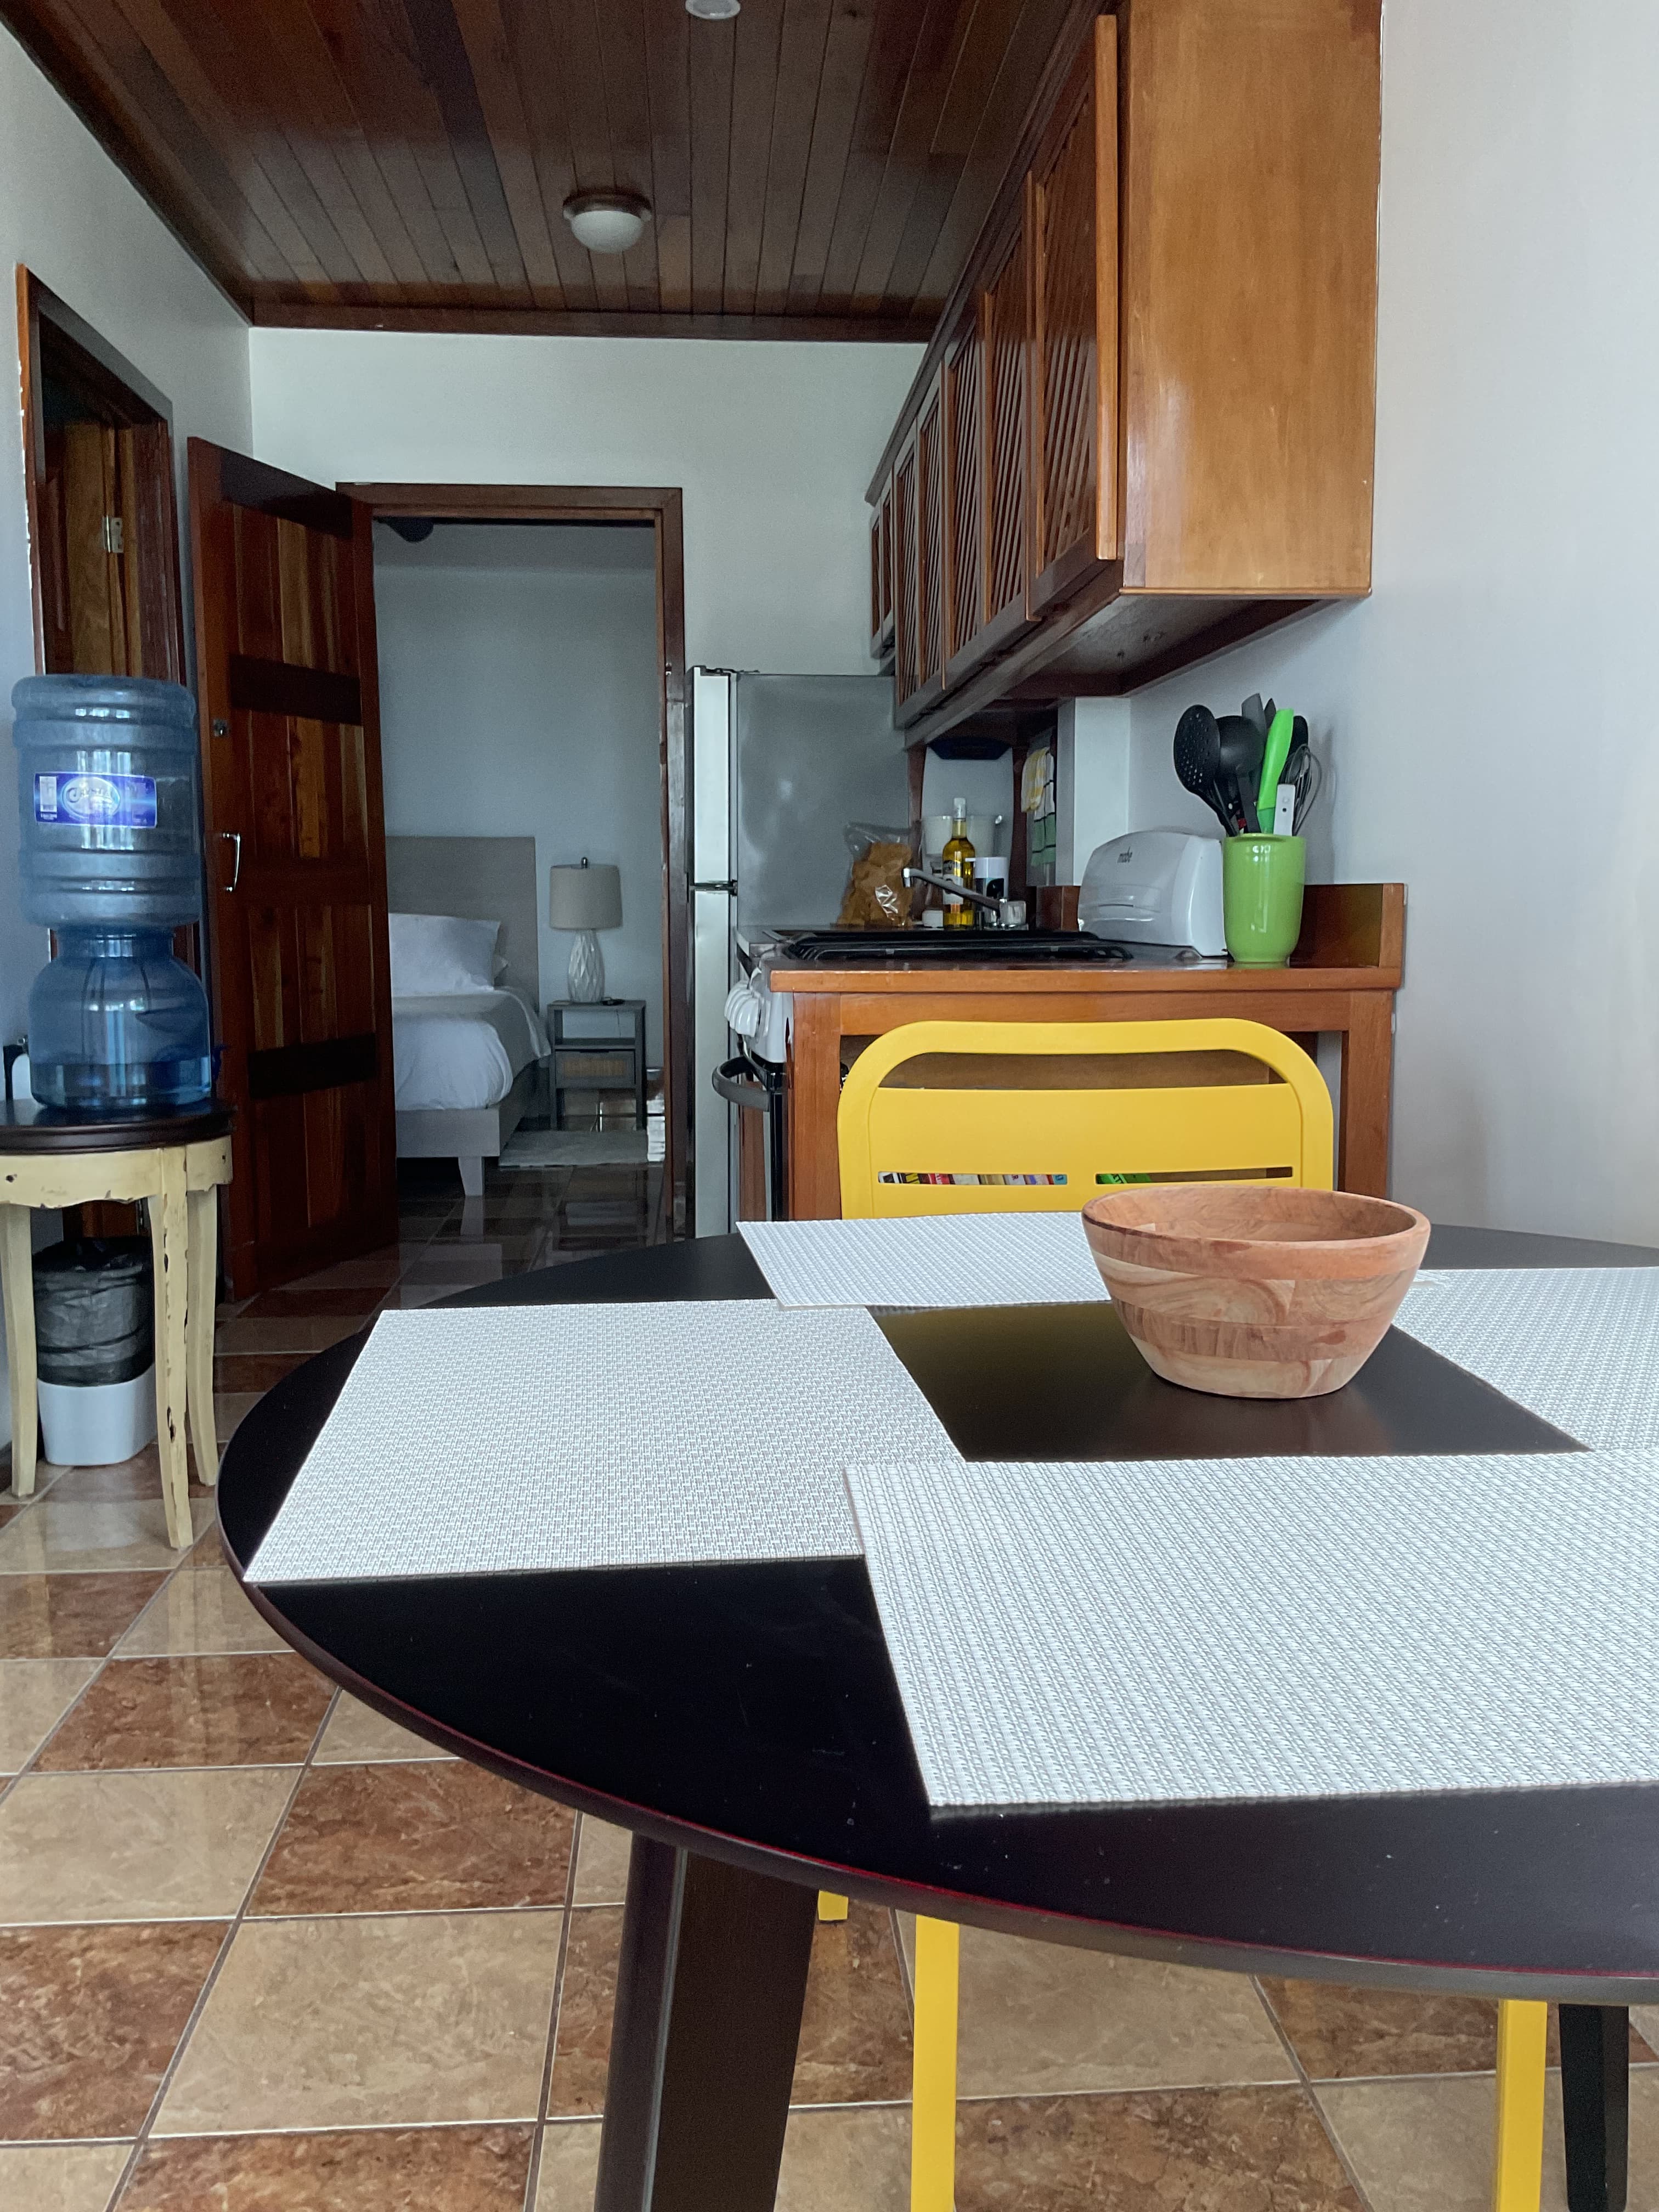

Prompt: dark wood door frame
[{"left": 341, "top": 482, "right": 690, "bottom": 1236}]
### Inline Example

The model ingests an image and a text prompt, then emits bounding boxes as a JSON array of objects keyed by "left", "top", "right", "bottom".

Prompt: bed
[{"left": 386, "top": 835, "right": 549, "bottom": 1198}]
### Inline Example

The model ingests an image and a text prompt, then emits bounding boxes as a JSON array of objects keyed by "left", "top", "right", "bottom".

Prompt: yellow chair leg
[
  {"left": 911, "top": 1916, "right": 960, "bottom": 2212},
  {"left": 817, "top": 1892, "right": 849, "bottom": 1922},
  {"left": 1492, "top": 1999, "right": 1548, "bottom": 2212}
]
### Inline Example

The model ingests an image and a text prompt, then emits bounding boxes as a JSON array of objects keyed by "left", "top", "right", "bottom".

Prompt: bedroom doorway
[{"left": 347, "top": 482, "right": 687, "bottom": 1245}]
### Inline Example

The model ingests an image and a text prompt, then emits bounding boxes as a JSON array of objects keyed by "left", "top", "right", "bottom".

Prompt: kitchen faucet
[{"left": 902, "top": 866, "right": 1028, "bottom": 930}]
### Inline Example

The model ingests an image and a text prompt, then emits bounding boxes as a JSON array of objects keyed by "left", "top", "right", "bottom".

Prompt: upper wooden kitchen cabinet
[
  {"left": 872, "top": 0, "right": 1383, "bottom": 741},
  {"left": 868, "top": 481, "right": 894, "bottom": 665},
  {"left": 1029, "top": 19, "right": 1119, "bottom": 617}
]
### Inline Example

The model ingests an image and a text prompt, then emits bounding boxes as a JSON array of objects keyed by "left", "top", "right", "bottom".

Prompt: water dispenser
[{"left": 13, "top": 674, "right": 213, "bottom": 1113}]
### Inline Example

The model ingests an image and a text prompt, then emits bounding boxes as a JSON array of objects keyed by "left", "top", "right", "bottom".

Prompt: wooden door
[
  {"left": 878, "top": 481, "right": 894, "bottom": 652},
  {"left": 943, "top": 300, "right": 984, "bottom": 678},
  {"left": 1029, "top": 14, "right": 1119, "bottom": 614},
  {"left": 981, "top": 207, "right": 1034, "bottom": 659},
  {"left": 911, "top": 369, "right": 947, "bottom": 715},
  {"left": 188, "top": 441, "right": 398, "bottom": 1295},
  {"left": 891, "top": 436, "right": 920, "bottom": 712},
  {"left": 39, "top": 421, "right": 183, "bottom": 681},
  {"left": 868, "top": 503, "right": 885, "bottom": 661}
]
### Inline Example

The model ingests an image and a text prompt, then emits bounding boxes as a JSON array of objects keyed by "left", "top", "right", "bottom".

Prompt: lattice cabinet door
[
  {"left": 868, "top": 498, "right": 891, "bottom": 662},
  {"left": 943, "top": 300, "right": 984, "bottom": 679},
  {"left": 1029, "top": 15, "right": 1119, "bottom": 616},
  {"left": 980, "top": 204, "right": 1035, "bottom": 659},
  {"left": 879, "top": 479, "right": 894, "bottom": 649},
  {"left": 909, "top": 368, "right": 948, "bottom": 719},
  {"left": 890, "top": 435, "right": 921, "bottom": 710}
]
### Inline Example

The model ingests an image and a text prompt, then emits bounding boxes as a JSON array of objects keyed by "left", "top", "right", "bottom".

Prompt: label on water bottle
[{"left": 34, "top": 772, "right": 157, "bottom": 828}]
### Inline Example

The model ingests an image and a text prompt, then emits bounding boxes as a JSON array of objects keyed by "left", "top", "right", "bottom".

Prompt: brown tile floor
[{"left": 2, "top": 1157, "right": 1655, "bottom": 2209}]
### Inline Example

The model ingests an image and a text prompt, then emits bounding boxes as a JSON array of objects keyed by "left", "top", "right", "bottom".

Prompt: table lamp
[{"left": 549, "top": 859, "right": 622, "bottom": 1002}]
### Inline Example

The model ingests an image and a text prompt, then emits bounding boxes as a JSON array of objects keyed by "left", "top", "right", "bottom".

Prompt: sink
[{"left": 771, "top": 929, "right": 1132, "bottom": 967}]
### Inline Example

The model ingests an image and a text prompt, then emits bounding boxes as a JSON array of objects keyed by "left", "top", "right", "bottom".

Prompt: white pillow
[{"left": 388, "top": 912, "right": 501, "bottom": 996}]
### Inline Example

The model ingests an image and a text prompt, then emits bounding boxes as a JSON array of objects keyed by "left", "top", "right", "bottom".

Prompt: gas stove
[{"left": 765, "top": 927, "right": 1134, "bottom": 967}]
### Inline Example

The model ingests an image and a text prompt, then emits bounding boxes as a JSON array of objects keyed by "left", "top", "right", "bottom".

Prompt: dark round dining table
[{"left": 219, "top": 1223, "right": 1659, "bottom": 2212}]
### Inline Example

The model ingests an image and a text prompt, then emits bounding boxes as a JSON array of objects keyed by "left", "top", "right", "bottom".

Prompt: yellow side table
[{"left": 1, "top": 1101, "right": 233, "bottom": 1550}]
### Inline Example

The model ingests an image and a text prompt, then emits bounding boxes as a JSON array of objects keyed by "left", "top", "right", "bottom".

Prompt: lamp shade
[{"left": 549, "top": 861, "right": 622, "bottom": 932}]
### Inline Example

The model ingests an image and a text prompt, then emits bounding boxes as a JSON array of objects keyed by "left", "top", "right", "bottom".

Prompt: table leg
[
  {"left": 595, "top": 1838, "right": 816, "bottom": 2212},
  {"left": 186, "top": 1184, "right": 220, "bottom": 1488},
  {"left": 1560, "top": 2005, "right": 1628, "bottom": 2212},
  {"left": 0, "top": 1206, "right": 38, "bottom": 1497},
  {"left": 148, "top": 1155, "right": 192, "bottom": 1550}
]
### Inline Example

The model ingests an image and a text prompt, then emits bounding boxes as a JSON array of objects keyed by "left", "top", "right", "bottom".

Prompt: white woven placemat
[
  {"left": 248, "top": 1302, "right": 958, "bottom": 1583},
  {"left": 1396, "top": 1268, "right": 1659, "bottom": 1447},
  {"left": 740, "top": 1214, "right": 1108, "bottom": 1308},
  {"left": 845, "top": 1450, "right": 1659, "bottom": 1808}
]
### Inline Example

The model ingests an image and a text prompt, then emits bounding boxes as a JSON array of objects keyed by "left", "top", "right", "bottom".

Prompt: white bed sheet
[{"left": 392, "top": 989, "right": 548, "bottom": 1111}]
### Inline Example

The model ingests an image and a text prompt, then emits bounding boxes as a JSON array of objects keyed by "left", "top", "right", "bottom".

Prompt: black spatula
[{"left": 1216, "top": 714, "right": 1266, "bottom": 834}]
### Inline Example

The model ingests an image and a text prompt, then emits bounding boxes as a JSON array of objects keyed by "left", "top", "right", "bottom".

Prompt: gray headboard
[{"left": 385, "top": 836, "right": 540, "bottom": 1006}]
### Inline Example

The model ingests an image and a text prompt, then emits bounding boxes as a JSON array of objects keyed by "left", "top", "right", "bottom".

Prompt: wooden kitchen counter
[{"left": 775, "top": 884, "right": 1404, "bottom": 1218}]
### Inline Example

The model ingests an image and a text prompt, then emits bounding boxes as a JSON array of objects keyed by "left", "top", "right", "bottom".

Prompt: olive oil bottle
[{"left": 942, "top": 799, "right": 975, "bottom": 930}]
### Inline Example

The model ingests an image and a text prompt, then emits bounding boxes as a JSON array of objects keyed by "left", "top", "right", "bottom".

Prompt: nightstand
[{"left": 546, "top": 1000, "right": 647, "bottom": 1131}]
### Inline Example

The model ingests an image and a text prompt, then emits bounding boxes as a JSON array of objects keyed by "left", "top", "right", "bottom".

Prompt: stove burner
[{"left": 772, "top": 929, "right": 1134, "bottom": 968}]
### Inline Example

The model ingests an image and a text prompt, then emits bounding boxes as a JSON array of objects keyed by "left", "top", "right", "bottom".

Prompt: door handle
[
  {"left": 691, "top": 879, "right": 737, "bottom": 894},
  {"left": 219, "top": 831, "right": 242, "bottom": 893}
]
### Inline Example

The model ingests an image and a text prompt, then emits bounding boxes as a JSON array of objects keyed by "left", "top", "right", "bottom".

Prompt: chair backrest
[{"left": 837, "top": 1018, "right": 1334, "bottom": 1218}]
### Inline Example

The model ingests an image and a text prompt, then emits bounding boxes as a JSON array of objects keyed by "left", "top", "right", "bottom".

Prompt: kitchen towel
[
  {"left": 1395, "top": 1267, "right": 1659, "bottom": 1448},
  {"left": 248, "top": 1302, "right": 958, "bottom": 1584},
  {"left": 740, "top": 1213, "right": 1109, "bottom": 1308},
  {"left": 845, "top": 1449, "right": 1659, "bottom": 1808}
]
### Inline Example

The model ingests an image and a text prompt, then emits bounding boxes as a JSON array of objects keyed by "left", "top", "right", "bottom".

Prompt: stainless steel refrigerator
[{"left": 689, "top": 669, "right": 907, "bottom": 1234}]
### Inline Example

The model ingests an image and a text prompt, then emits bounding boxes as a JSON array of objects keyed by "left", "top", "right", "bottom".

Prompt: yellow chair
[
  {"left": 1493, "top": 2001, "right": 1548, "bottom": 2212},
  {"left": 838, "top": 1015, "right": 1335, "bottom": 1215},
  {"left": 833, "top": 1017, "right": 1547, "bottom": 2212}
]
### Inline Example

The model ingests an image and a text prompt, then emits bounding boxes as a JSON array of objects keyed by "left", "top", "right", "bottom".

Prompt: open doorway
[{"left": 345, "top": 483, "right": 689, "bottom": 1248}]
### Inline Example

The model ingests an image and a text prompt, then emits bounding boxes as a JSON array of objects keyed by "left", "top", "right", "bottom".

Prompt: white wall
[
  {"left": 1119, "top": 0, "right": 1659, "bottom": 1245},
  {"left": 0, "top": 27, "right": 252, "bottom": 1042},
  {"left": 250, "top": 329, "right": 921, "bottom": 676},
  {"left": 1056, "top": 699, "right": 1132, "bottom": 884},
  {"left": 374, "top": 523, "right": 666, "bottom": 1058}
]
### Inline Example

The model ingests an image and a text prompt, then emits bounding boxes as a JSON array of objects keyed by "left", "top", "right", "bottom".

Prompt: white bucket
[{"left": 37, "top": 1367, "right": 157, "bottom": 1467}]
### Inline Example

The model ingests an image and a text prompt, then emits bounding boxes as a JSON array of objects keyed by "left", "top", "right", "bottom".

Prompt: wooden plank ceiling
[{"left": 2, "top": 0, "right": 1084, "bottom": 337}]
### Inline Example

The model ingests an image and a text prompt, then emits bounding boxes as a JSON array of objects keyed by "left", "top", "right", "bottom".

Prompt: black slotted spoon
[{"left": 1172, "top": 704, "right": 1234, "bottom": 834}]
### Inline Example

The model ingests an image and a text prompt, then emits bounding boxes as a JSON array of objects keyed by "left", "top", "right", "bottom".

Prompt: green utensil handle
[{"left": 1259, "top": 708, "right": 1295, "bottom": 826}]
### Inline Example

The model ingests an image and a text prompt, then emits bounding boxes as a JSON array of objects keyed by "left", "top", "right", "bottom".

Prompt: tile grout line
[
  {"left": 521, "top": 1808, "right": 584, "bottom": 2212},
  {"left": 1250, "top": 1976, "right": 1380, "bottom": 2212},
  {"left": 2, "top": 2109, "right": 919, "bottom": 2158},
  {"left": 100, "top": 1684, "right": 341, "bottom": 2212}
]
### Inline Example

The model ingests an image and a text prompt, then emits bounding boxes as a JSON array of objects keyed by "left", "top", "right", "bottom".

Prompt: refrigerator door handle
[{"left": 690, "top": 878, "right": 737, "bottom": 894}]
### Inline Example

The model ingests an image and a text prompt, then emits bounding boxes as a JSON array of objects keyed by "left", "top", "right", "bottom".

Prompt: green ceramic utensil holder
[{"left": 1223, "top": 834, "right": 1306, "bottom": 966}]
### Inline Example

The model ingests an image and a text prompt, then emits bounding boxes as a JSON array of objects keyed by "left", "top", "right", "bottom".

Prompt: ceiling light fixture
[
  {"left": 685, "top": 0, "right": 741, "bottom": 19},
  {"left": 563, "top": 191, "right": 652, "bottom": 255}
]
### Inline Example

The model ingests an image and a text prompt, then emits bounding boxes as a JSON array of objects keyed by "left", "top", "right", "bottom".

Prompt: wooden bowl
[{"left": 1080, "top": 1184, "right": 1431, "bottom": 1400}]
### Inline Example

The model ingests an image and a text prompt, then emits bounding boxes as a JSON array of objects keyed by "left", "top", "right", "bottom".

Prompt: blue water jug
[
  {"left": 26, "top": 928, "right": 213, "bottom": 1113},
  {"left": 13, "top": 674, "right": 202, "bottom": 927},
  {"left": 12, "top": 676, "right": 213, "bottom": 1114}
]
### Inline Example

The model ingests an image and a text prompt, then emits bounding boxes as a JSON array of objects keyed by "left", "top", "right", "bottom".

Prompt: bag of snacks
[{"left": 837, "top": 823, "right": 914, "bottom": 927}]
